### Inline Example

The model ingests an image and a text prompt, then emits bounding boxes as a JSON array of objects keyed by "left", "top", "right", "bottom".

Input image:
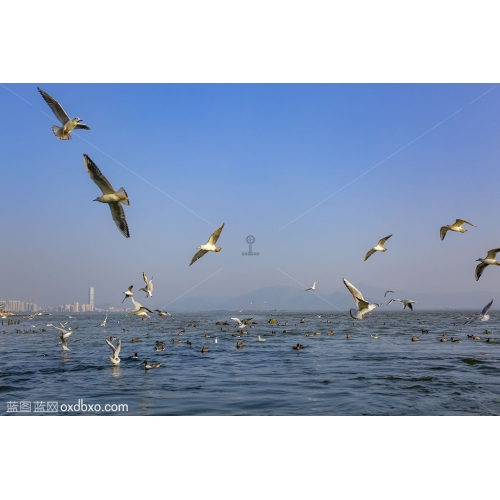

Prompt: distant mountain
[{"left": 167, "top": 284, "right": 499, "bottom": 312}]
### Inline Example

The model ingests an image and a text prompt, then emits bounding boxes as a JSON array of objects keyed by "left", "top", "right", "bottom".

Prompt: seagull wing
[
  {"left": 455, "top": 219, "right": 476, "bottom": 228},
  {"left": 440, "top": 226, "right": 449, "bottom": 240},
  {"left": 37, "top": 87, "right": 71, "bottom": 125},
  {"left": 378, "top": 234, "right": 392, "bottom": 245},
  {"left": 481, "top": 299, "right": 494, "bottom": 315},
  {"left": 190, "top": 249, "right": 208, "bottom": 266},
  {"left": 83, "top": 154, "right": 116, "bottom": 195},
  {"left": 109, "top": 202, "right": 130, "bottom": 238},
  {"left": 130, "top": 297, "right": 142, "bottom": 311},
  {"left": 207, "top": 223, "right": 225, "bottom": 245},
  {"left": 75, "top": 123, "right": 90, "bottom": 130},
  {"left": 387, "top": 298, "right": 402, "bottom": 306},
  {"left": 231, "top": 317, "right": 243, "bottom": 325},
  {"left": 105, "top": 339, "right": 117, "bottom": 355},
  {"left": 475, "top": 262, "right": 488, "bottom": 281},
  {"left": 384, "top": 290, "right": 394, "bottom": 297},
  {"left": 143, "top": 272, "right": 148, "bottom": 284},
  {"left": 342, "top": 278, "right": 365, "bottom": 306},
  {"left": 364, "top": 248, "right": 376, "bottom": 261},
  {"left": 485, "top": 248, "right": 500, "bottom": 259},
  {"left": 114, "top": 339, "right": 121, "bottom": 358}
]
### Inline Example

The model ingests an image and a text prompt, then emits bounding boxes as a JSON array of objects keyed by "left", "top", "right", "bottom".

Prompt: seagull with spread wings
[
  {"left": 139, "top": 272, "right": 154, "bottom": 298},
  {"left": 475, "top": 248, "right": 500, "bottom": 281},
  {"left": 122, "top": 285, "right": 134, "bottom": 303},
  {"left": 189, "top": 223, "right": 225, "bottom": 266},
  {"left": 364, "top": 235, "right": 392, "bottom": 261},
  {"left": 83, "top": 154, "right": 130, "bottom": 238},
  {"left": 440, "top": 219, "right": 476, "bottom": 241},
  {"left": 105, "top": 338, "right": 121, "bottom": 365},
  {"left": 129, "top": 297, "right": 154, "bottom": 321},
  {"left": 463, "top": 299, "right": 493, "bottom": 325},
  {"left": 37, "top": 87, "right": 90, "bottom": 140},
  {"left": 387, "top": 299, "right": 416, "bottom": 311},
  {"left": 342, "top": 278, "right": 380, "bottom": 321},
  {"left": 305, "top": 280, "right": 317, "bottom": 291}
]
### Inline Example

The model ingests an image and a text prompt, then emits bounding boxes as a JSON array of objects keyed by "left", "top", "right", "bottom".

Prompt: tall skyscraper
[{"left": 89, "top": 287, "right": 94, "bottom": 312}]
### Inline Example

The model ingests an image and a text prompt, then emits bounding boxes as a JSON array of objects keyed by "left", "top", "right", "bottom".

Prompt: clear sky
[{"left": 1, "top": 83, "right": 499, "bottom": 308}]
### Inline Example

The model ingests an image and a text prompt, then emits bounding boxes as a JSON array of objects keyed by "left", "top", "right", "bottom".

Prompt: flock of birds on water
[{"left": 5, "top": 87, "right": 497, "bottom": 369}]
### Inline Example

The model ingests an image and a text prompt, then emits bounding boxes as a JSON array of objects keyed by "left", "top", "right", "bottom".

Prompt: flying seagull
[
  {"left": 129, "top": 297, "right": 154, "bottom": 321},
  {"left": 387, "top": 298, "right": 416, "bottom": 311},
  {"left": 463, "top": 299, "right": 493, "bottom": 325},
  {"left": 384, "top": 290, "right": 395, "bottom": 297},
  {"left": 440, "top": 219, "right": 476, "bottom": 241},
  {"left": 139, "top": 272, "right": 153, "bottom": 298},
  {"left": 155, "top": 309, "right": 170, "bottom": 318},
  {"left": 475, "top": 248, "right": 500, "bottom": 281},
  {"left": 305, "top": 280, "right": 317, "bottom": 291},
  {"left": 105, "top": 338, "right": 121, "bottom": 365},
  {"left": 189, "top": 223, "right": 225, "bottom": 266},
  {"left": 342, "top": 278, "right": 380, "bottom": 321},
  {"left": 83, "top": 154, "right": 130, "bottom": 238},
  {"left": 122, "top": 285, "right": 133, "bottom": 303},
  {"left": 37, "top": 87, "right": 90, "bottom": 140},
  {"left": 364, "top": 235, "right": 393, "bottom": 261}
]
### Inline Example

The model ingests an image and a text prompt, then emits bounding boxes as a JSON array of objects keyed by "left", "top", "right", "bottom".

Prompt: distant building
[
  {"left": 89, "top": 287, "right": 94, "bottom": 312},
  {"left": 73, "top": 302, "right": 79, "bottom": 313}
]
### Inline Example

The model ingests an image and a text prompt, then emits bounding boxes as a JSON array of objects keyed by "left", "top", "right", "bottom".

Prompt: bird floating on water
[{"left": 142, "top": 360, "right": 161, "bottom": 369}]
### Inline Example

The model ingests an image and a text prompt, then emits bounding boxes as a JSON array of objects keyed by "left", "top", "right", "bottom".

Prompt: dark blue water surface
[{"left": 1, "top": 311, "right": 499, "bottom": 415}]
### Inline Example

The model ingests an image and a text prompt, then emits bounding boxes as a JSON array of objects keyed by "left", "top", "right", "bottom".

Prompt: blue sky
[{"left": 1, "top": 83, "right": 499, "bottom": 308}]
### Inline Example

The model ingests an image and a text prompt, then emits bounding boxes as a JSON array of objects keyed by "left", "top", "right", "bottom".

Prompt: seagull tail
[
  {"left": 52, "top": 125, "right": 71, "bottom": 140},
  {"left": 349, "top": 308, "right": 363, "bottom": 320},
  {"left": 117, "top": 187, "right": 130, "bottom": 206}
]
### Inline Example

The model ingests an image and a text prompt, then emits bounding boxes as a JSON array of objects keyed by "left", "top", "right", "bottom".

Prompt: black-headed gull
[
  {"left": 155, "top": 309, "right": 170, "bottom": 318},
  {"left": 475, "top": 248, "right": 500, "bottom": 281},
  {"left": 122, "top": 285, "right": 134, "bottom": 303},
  {"left": 37, "top": 87, "right": 90, "bottom": 140},
  {"left": 139, "top": 272, "right": 153, "bottom": 298},
  {"left": 189, "top": 223, "right": 225, "bottom": 266},
  {"left": 129, "top": 297, "right": 154, "bottom": 321},
  {"left": 105, "top": 338, "right": 121, "bottom": 365},
  {"left": 463, "top": 299, "right": 493, "bottom": 325},
  {"left": 342, "top": 278, "right": 380, "bottom": 320},
  {"left": 83, "top": 154, "right": 130, "bottom": 238},
  {"left": 364, "top": 235, "right": 392, "bottom": 261},
  {"left": 387, "top": 298, "right": 416, "bottom": 311},
  {"left": 440, "top": 219, "right": 476, "bottom": 241}
]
